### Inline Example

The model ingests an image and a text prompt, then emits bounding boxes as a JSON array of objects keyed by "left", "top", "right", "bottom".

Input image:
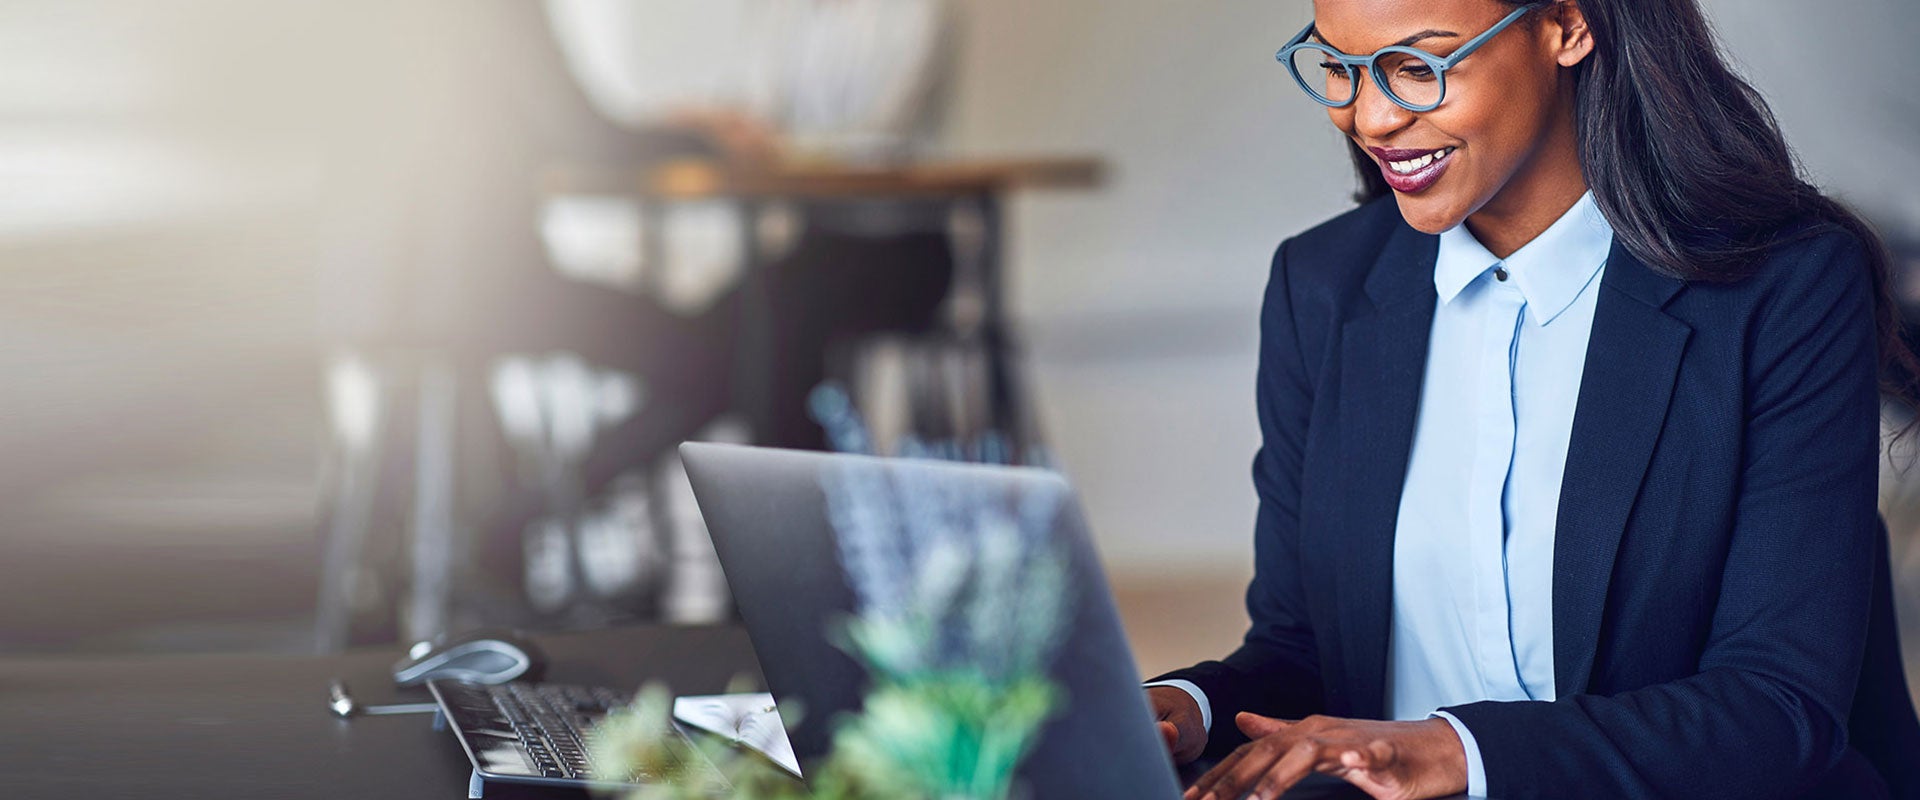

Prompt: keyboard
[{"left": 428, "top": 679, "right": 727, "bottom": 791}]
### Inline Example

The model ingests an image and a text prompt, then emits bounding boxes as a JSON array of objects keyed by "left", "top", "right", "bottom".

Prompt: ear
[{"left": 1546, "top": 0, "right": 1596, "bottom": 68}]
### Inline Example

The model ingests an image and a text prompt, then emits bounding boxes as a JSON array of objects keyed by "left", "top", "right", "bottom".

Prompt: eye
[
  {"left": 1397, "top": 62, "right": 1436, "bottom": 81},
  {"left": 1319, "top": 61, "right": 1349, "bottom": 79}
]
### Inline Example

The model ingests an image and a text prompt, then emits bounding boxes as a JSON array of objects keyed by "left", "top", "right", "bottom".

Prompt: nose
[{"left": 1350, "top": 69, "right": 1416, "bottom": 139}]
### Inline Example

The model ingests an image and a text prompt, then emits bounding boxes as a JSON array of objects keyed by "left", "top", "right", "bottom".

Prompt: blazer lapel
[
  {"left": 1551, "top": 238, "right": 1689, "bottom": 695},
  {"left": 1336, "top": 220, "right": 1438, "bottom": 719}
]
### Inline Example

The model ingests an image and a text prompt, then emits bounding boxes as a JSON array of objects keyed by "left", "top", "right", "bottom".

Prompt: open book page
[{"left": 672, "top": 693, "right": 801, "bottom": 777}]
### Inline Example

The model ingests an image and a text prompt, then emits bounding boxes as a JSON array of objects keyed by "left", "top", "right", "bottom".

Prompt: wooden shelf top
[{"left": 542, "top": 155, "right": 1105, "bottom": 200}]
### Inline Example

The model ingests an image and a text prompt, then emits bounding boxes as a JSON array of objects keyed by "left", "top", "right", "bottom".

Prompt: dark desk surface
[
  {"left": 0, "top": 625, "right": 763, "bottom": 800},
  {"left": 0, "top": 624, "right": 1389, "bottom": 800}
]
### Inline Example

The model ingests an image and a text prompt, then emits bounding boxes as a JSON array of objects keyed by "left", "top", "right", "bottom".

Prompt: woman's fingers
[
  {"left": 1186, "top": 717, "right": 1438, "bottom": 800},
  {"left": 1184, "top": 745, "right": 1250, "bottom": 800},
  {"left": 1192, "top": 738, "right": 1310, "bottom": 800},
  {"left": 1338, "top": 748, "right": 1371, "bottom": 772},
  {"left": 1194, "top": 744, "right": 1275, "bottom": 800},
  {"left": 1245, "top": 740, "right": 1320, "bottom": 800},
  {"left": 1147, "top": 686, "right": 1207, "bottom": 765},
  {"left": 1182, "top": 740, "right": 1259, "bottom": 798},
  {"left": 1235, "top": 711, "right": 1292, "bottom": 739},
  {"left": 1328, "top": 739, "right": 1410, "bottom": 799},
  {"left": 1368, "top": 737, "right": 1399, "bottom": 770}
]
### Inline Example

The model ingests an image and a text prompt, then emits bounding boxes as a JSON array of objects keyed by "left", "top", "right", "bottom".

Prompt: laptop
[
  {"left": 427, "top": 679, "right": 729, "bottom": 797},
  {"left": 678, "top": 441, "right": 1185, "bottom": 798}
]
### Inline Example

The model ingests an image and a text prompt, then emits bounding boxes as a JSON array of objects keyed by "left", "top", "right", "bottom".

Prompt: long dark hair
[{"left": 1346, "top": 0, "right": 1920, "bottom": 436}]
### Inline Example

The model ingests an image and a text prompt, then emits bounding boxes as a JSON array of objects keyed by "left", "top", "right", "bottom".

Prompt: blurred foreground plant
[{"left": 590, "top": 385, "right": 1072, "bottom": 800}]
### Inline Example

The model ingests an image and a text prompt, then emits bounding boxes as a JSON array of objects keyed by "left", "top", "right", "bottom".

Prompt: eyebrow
[{"left": 1311, "top": 28, "right": 1459, "bottom": 51}]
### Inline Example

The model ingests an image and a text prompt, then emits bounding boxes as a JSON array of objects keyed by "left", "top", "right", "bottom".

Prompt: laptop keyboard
[{"left": 435, "top": 680, "right": 714, "bottom": 784}]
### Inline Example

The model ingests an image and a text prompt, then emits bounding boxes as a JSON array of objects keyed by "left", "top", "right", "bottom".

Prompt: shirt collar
[{"left": 1432, "top": 189, "right": 1613, "bottom": 326}]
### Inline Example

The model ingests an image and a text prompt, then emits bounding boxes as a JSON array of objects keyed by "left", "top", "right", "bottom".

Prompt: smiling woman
[
  {"left": 1143, "top": 0, "right": 1920, "bottom": 799},
  {"left": 1313, "top": 0, "right": 1596, "bottom": 247}
]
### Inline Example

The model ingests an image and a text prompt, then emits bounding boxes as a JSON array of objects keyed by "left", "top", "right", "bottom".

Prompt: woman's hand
[
  {"left": 1183, "top": 713, "right": 1467, "bottom": 800},
  {"left": 1147, "top": 686, "right": 1208, "bottom": 765}
]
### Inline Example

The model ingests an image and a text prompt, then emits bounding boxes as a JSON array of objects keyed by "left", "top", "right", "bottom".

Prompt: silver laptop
[{"left": 679, "top": 441, "right": 1184, "bottom": 798}]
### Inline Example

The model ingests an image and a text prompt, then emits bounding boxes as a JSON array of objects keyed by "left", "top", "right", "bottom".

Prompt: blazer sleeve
[
  {"left": 1148, "top": 238, "right": 1328, "bottom": 757},
  {"left": 1441, "top": 230, "right": 1882, "bottom": 798}
]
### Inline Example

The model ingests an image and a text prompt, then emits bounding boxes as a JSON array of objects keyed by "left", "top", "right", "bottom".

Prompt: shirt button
[{"left": 1493, "top": 265, "right": 1509, "bottom": 282}]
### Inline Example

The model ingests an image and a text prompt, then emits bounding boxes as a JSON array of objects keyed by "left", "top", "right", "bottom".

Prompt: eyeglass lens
[
  {"left": 1376, "top": 51, "right": 1442, "bottom": 108},
  {"left": 1286, "top": 47, "right": 1354, "bottom": 104},
  {"left": 1287, "top": 46, "right": 1443, "bottom": 108}
]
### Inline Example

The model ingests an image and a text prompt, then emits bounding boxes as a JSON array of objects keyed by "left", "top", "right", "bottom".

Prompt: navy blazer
[{"left": 1153, "top": 195, "right": 1920, "bottom": 799}]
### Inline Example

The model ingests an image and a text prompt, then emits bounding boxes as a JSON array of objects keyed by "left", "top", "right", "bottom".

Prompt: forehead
[{"left": 1309, "top": 0, "right": 1506, "bottom": 53}]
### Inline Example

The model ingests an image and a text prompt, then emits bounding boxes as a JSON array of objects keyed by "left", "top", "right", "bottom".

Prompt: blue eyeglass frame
[{"left": 1276, "top": 2, "right": 1545, "bottom": 113}]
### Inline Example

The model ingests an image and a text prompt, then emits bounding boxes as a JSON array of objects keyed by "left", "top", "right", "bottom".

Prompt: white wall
[{"left": 942, "top": 0, "right": 1920, "bottom": 576}]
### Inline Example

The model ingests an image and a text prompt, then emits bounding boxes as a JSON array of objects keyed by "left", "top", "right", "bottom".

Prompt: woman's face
[{"left": 1312, "top": 0, "right": 1586, "bottom": 234}]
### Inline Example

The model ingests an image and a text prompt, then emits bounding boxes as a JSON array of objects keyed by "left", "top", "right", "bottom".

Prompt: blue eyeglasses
[{"left": 1277, "top": 2, "right": 1544, "bottom": 113}]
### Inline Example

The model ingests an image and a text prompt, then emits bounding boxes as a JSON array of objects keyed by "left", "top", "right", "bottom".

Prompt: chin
[{"left": 1390, "top": 193, "right": 1465, "bottom": 235}]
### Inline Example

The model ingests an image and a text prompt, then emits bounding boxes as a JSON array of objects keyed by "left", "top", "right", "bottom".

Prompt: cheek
[
  {"left": 1327, "top": 107, "right": 1356, "bottom": 137},
  {"left": 1439, "top": 92, "right": 1541, "bottom": 181},
  {"left": 1441, "top": 63, "right": 1559, "bottom": 158},
  {"left": 1386, "top": 106, "right": 1494, "bottom": 232}
]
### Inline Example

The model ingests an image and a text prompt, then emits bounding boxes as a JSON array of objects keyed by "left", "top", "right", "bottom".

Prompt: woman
[{"left": 1146, "top": 1, "right": 1920, "bottom": 798}]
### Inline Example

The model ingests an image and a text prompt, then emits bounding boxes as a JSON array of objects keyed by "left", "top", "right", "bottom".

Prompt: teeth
[{"left": 1387, "top": 147, "right": 1453, "bottom": 175}]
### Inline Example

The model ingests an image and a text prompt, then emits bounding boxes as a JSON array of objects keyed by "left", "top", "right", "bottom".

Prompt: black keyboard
[{"left": 429, "top": 680, "right": 725, "bottom": 788}]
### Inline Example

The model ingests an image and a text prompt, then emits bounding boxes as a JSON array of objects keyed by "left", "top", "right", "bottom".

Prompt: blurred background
[{"left": 1, "top": 0, "right": 1916, "bottom": 708}]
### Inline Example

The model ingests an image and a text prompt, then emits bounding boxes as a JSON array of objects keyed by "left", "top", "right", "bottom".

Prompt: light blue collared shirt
[
  {"left": 1398, "top": 189, "right": 1611, "bottom": 797},
  {"left": 1151, "top": 191, "right": 1612, "bottom": 798}
]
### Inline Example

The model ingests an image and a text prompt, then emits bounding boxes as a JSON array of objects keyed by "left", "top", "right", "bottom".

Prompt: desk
[
  {"left": 0, "top": 626, "right": 761, "bottom": 800},
  {"left": 0, "top": 623, "right": 1404, "bottom": 799}
]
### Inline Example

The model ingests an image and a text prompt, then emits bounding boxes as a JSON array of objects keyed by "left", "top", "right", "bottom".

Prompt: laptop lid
[{"left": 679, "top": 442, "right": 1181, "bottom": 798}]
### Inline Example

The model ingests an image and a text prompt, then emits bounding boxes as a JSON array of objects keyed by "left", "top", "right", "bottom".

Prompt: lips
[{"left": 1366, "top": 145, "right": 1457, "bottom": 194}]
